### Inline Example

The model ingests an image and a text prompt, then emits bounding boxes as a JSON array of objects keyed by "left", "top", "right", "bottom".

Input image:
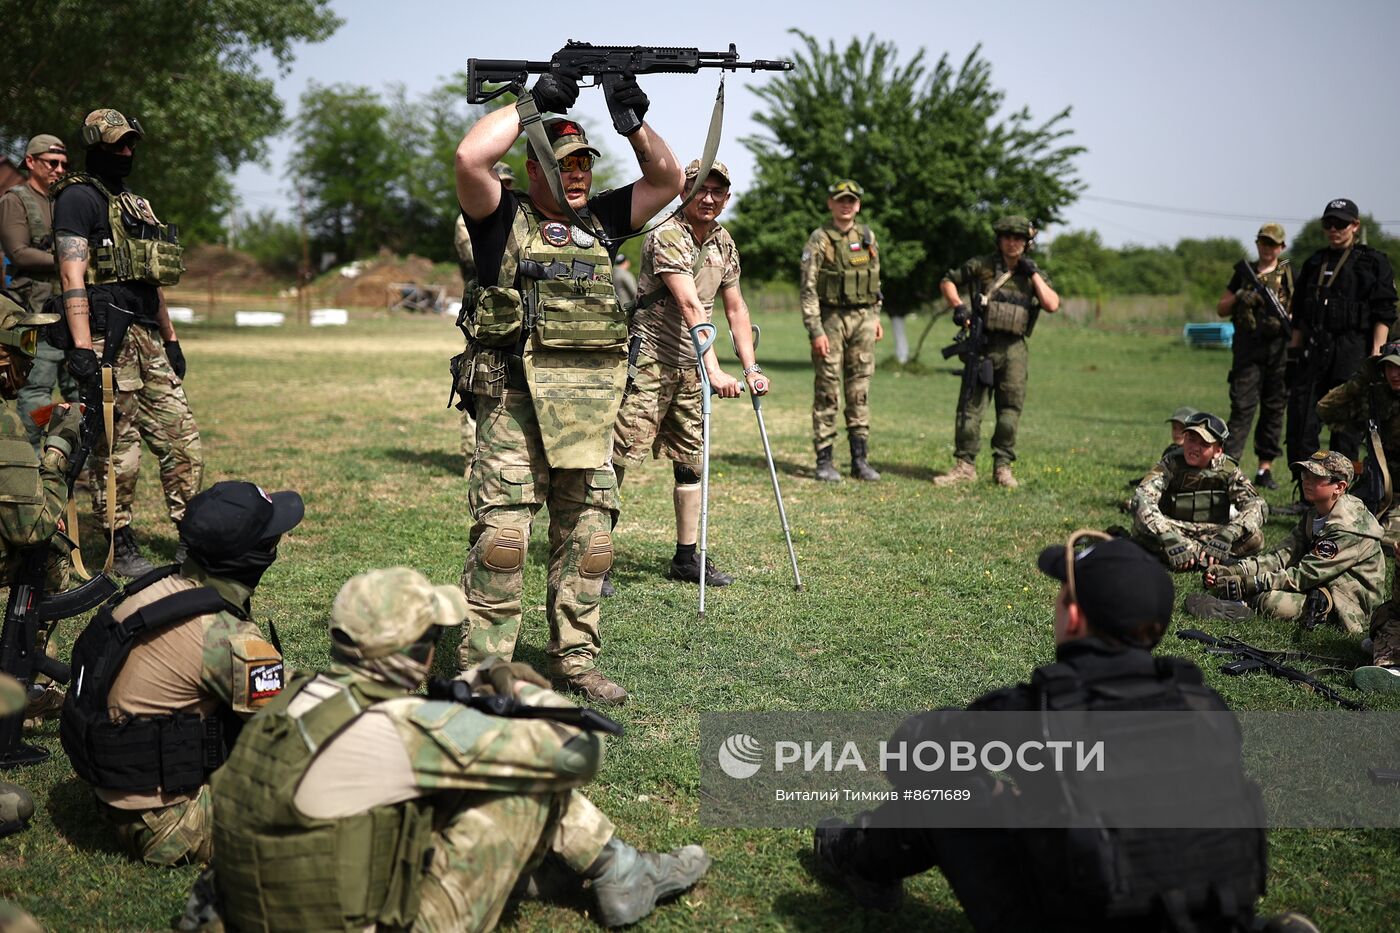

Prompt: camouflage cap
[
  {"left": 0, "top": 672, "right": 25, "bottom": 717},
  {"left": 684, "top": 158, "right": 731, "bottom": 185},
  {"left": 329, "top": 567, "right": 467, "bottom": 661},
  {"left": 526, "top": 117, "right": 600, "bottom": 162},
  {"left": 25, "top": 135, "right": 65, "bottom": 158},
  {"left": 492, "top": 161, "right": 514, "bottom": 181},
  {"left": 993, "top": 215, "right": 1035, "bottom": 237},
  {"left": 1256, "top": 222, "right": 1286, "bottom": 245},
  {"left": 828, "top": 179, "right": 863, "bottom": 200},
  {"left": 1379, "top": 340, "right": 1400, "bottom": 367},
  {"left": 1166, "top": 406, "right": 1199, "bottom": 425},
  {"left": 1294, "top": 450, "right": 1353, "bottom": 485},
  {"left": 0, "top": 290, "right": 59, "bottom": 333},
  {"left": 82, "top": 109, "right": 144, "bottom": 146},
  {"left": 1182, "top": 410, "right": 1228, "bottom": 445}
]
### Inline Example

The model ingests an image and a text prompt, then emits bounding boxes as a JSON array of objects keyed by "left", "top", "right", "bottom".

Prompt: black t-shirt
[
  {"left": 464, "top": 183, "right": 637, "bottom": 288},
  {"left": 52, "top": 177, "right": 161, "bottom": 324}
]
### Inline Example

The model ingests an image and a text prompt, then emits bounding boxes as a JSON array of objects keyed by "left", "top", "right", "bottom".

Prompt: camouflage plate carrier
[
  {"left": 48, "top": 173, "right": 183, "bottom": 287},
  {"left": 1161, "top": 451, "right": 1236, "bottom": 523},
  {"left": 816, "top": 223, "right": 880, "bottom": 307}
]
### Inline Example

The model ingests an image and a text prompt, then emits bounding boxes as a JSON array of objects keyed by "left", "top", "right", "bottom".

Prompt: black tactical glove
[
  {"left": 66, "top": 347, "right": 99, "bottom": 382},
  {"left": 531, "top": 66, "right": 582, "bottom": 114},
  {"left": 1235, "top": 288, "right": 1262, "bottom": 309},
  {"left": 1016, "top": 257, "right": 1040, "bottom": 278},
  {"left": 1199, "top": 532, "right": 1235, "bottom": 566},
  {"left": 604, "top": 74, "right": 650, "bottom": 132},
  {"left": 1161, "top": 533, "right": 1197, "bottom": 572},
  {"left": 164, "top": 340, "right": 187, "bottom": 379},
  {"left": 951, "top": 304, "right": 971, "bottom": 328},
  {"left": 44, "top": 403, "right": 82, "bottom": 458}
]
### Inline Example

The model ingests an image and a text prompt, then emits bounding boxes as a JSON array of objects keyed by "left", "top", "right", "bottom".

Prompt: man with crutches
[{"left": 610, "top": 159, "right": 765, "bottom": 595}]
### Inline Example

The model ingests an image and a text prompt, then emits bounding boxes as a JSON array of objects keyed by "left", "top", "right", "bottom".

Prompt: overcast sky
[{"left": 233, "top": 0, "right": 1400, "bottom": 248}]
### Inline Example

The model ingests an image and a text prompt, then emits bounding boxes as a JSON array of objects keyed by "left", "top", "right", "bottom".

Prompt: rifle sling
[{"left": 102, "top": 364, "right": 117, "bottom": 573}]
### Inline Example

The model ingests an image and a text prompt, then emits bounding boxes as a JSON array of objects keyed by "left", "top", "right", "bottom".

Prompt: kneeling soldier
[
  {"left": 59, "top": 480, "right": 303, "bottom": 865},
  {"left": 1130, "top": 411, "right": 1267, "bottom": 571},
  {"left": 211, "top": 567, "right": 710, "bottom": 932}
]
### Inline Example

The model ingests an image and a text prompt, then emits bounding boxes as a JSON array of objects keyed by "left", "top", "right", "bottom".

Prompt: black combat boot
[
  {"left": 849, "top": 437, "right": 881, "bottom": 482},
  {"left": 815, "top": 446, "right": 841, "bottom": 483},
  {"left": 112, "top": 527, "right": 156, "bottom": 578},
  {"left": 811, "top": 818, "right": 904, "bottom": 911}
]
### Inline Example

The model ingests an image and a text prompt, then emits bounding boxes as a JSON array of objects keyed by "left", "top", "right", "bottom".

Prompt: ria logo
[{"left": 718, "top": 733, "right": 763, "bottom": 779}]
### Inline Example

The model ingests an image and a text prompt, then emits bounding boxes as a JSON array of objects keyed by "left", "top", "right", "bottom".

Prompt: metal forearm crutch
[
  {"left": 731, "top": 324, "right": 802, "bottom": 591},
  {"left": 688, "top": 322, "right": 721, "bottom": 619}
]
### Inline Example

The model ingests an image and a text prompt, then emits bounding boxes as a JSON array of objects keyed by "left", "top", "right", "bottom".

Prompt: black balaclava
[
  {"left": 86, "top": 145, "right": 132, "bottom": 182},
  {"left": 192, "top": 535, "right": 281, "bottom": 589}
]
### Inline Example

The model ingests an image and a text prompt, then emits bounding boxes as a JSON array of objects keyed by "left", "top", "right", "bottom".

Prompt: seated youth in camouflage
[
  {"left": 59, "top": 480, "right": 302, "bottom": 866},
  {"left": 210, "top": 567, "right": 710, "bottom": 933},
  {"left": 1317, "top": 339, "right": 1400, "bottom": 542},
  {"left": 1130, "top": 412, "right": 1267, "bottom": 571},
  {"left": 1189, "top": 451, "right": 1384, "bottom": 639},
  {"left": 611, "top": 159, "right": 766, "bottom": 592}
]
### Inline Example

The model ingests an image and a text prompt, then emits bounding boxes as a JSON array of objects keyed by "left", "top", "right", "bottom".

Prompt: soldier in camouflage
[
  {"left": 611, "top": 159, "right": 765, "bottom": 592},
  {"left": 1190, "top": 451, "right": 1384, "bottom": 641},
  {"left": 935, "top": 216, "right": 1060, "bottom": 489},
  {"left": 59, "top": 480, "right": 301, "bottom": 865},
  {"left": 801, "top": 179, "right": 883, "bottom": 482},
  {"left": 1129, "top": 412, "right": 1267, "bottom": 571},
  {"left": 53, "top": 108, "right": 202, "bottom": 577},
  {"left": 210, "top": 567, "right": 710, "bottom": 932},
  {"left": 1216, "top": 223, "right": 1293, "bottom": 489},
  {"left": 0, "top": 134, "right": 82, "bottom": 453},
  {"left": 453, "top": 69, "right": 682, "bottom": 704}
]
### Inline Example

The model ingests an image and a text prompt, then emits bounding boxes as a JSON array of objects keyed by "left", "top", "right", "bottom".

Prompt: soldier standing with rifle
[
  {"left": 52, "top": 108, "right": 202, "bottom": 578},
  {"left": 935, "top": 216, "right": 1059, "bottom": 489},
  {"left": 1216, "top": 223, "right": 1293, "bottom": 489}
]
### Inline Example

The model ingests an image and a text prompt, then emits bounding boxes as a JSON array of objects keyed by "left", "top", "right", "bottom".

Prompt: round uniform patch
[
  {"left": 570, "top": 226, "right": 595, "bottom": 249},
  {"left": 1312, "top": 540, "right": 1339, "bottom": 559},
  {"left": 541, "top": 222, "right": 571, "bottom": 247}
]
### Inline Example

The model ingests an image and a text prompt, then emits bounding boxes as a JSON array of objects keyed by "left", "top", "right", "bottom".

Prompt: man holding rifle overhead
[{"left": 453, "top": 65, "right": 682, "bottom": 706}]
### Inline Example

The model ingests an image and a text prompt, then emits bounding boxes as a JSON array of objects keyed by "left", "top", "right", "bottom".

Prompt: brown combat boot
[
  {"left": 994, "top": 464, "right": 1019, "bottom": 489},
  {"left": 933, "top": 460, "right": 976, "bottom": 487},
  {"left": 554, "top": 669, "right": 628, "bottom": 706}
]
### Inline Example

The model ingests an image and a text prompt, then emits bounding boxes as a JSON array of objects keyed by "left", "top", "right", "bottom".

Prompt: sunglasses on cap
[
  {"left": 0, "top": 329, "right": 39, "bottom": 356},
  {"left": 1184, "top": 411, "right": 1227, "bottom": 440},
  {"left": 1381, "top": 340, "right": 1400, "bottom": 359},
  {"left": 828, "top": 180, "right": 862, "bottom": 197},
  {"left": 1321, "top": 217, "right": 1354, "bottom": 231},
  {"left": 557, "top": 154, "right": 593, "bottom": 173}
]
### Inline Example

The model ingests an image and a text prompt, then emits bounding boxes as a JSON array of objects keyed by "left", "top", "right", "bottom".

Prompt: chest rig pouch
[
  {"left": 50, "top": 174, "right": 184, "bottom": 287},
  {"left": 59, "top": 565, "right": 241, "bottom": 794},
  {"left": 1161, "top": 455, "right": 1232, "bottom": 523},
  {"left": 817, "top": 224, "right": 880, "bottom": 307},
  {"left": 982, "top": 266, "right": 1034, "bottom": 336}
]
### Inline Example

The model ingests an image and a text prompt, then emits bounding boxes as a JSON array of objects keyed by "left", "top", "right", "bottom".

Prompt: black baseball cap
[
  {"left": 1037, "top": 537, "right": 1174, "bottom": 638},
  {"left": 180, "top": 481, "right": 304, "bottom": 560},
  {"left": 1322, "top": 198, "right": 1359, "bottom": 223}
]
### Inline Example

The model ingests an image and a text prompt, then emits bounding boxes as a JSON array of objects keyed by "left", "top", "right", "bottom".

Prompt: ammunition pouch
[
  {"left": 984, "top": 293, "right": 1032, "bottom": 335},
  {"left": 469, "top": 286, "right": 524, "bottom": 347},
  {"left": 1163, "top": 488, "right": 1230, "bottom": 524},
  {"left": 534, "top": 295, "right": 628, "bottom": 350}
]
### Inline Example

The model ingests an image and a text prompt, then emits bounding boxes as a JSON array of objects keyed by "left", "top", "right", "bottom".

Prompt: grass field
[{"left": 3, "top": 309, "right": 1396, "bottom": 931}]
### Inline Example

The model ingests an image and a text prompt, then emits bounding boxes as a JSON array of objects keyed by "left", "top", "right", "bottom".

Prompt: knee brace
[
  {"left": 673, "top": 463, "right": 701, "bottom": 485},
  {"left": 481, "top": 526, "right": 526, "bottom": 573},
  {"left": 578, "top": 530, "right": 613, "bottom": 577}
]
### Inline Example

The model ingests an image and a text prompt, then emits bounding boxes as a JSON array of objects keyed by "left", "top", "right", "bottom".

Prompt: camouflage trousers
[
  {"left": 812, "top": 304, "right": 878, "bottom": 451},
  {"left": 954, "top": 333, "right": 1028, "bottom": 467},
  {"left": 612, "top": 355, "right": 704, "bottom": 467},
  {"left": 1258, "top": 585, "right": 1371, "bottom": 636},
  {"left": 416, "top": 789, "right": 614, "bottom": 932},
  {"left": 17, "top": 336, "right": 81, "bottom": 453},
  {"left": 1131, "top": 518, "right": 1266, "bottom": 562},
  {"left": 461, "top": 409, "right": 476, "bottom": 476},
  {"left": 459, "top": 391, "right": 618, "bottom": 677},
  {"left": 1224, "top": 338, "right": 1287, "bottom": 464},
  {"left": 101, "top": 784, "right": 213, "bottom": 866},
  {"left": 90, "top": 325, "right": 203, "bottom": 531},
  {"left": 0, "top": 779, "right": 33, "bottom": 834}
]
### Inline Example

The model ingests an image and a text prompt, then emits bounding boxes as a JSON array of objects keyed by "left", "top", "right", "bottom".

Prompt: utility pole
[{"left": 297, "top": 183, "right": 311, "bottom": 324}]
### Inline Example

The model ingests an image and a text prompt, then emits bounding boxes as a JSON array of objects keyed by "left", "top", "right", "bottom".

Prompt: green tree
[
  {"left": 727, "top": 31, "right": 1083, "bottom": 311},
  {"left": 0, "top": 0, "right": 340, "bottom": 242},
  {"left": 236, "top": 209, "right": 301, "bottom": 277},
  {"left": 1043, "top": 229, "right": 1111, "bottom": 297},
  {"left": 1175, "top": 237, "right": 1245, "bottom": 306},
  {"left": 1101, "top": 246, "right": 1184, "bottom": 296}
]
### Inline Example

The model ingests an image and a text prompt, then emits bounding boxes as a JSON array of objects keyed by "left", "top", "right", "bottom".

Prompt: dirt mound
[
  {"left": 180, "top": 244, "right": 281, "bottom": 289},
  {"left": 321, "top": 249, "right": 461, "bottom": 307}
]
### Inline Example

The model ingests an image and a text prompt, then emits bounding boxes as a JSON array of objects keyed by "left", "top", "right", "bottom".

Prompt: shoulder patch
[
  {"left": 1312, "top": 540, "right": 1339, "bottom": 559},
  {"left": 228, "top": 632, "right": 284, "bottom": 711}
]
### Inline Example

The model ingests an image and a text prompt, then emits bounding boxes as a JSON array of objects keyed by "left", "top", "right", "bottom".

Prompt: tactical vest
[
  {"left": 213, "top": 672, "right": 434, "bottom": 933},
  {"left": 1021, "top": 656, "right": 1266, "bottom": 928},
  {"left": 0, "top": 400, "right": 42, "bottom": 508},
  {"left": 59, "top": 566, "right": 242, "bottom": 795},
  {"left": 3, "top": 184, "right": 59, "bottom": 310},
  {"left": 981, "top": 264, "right": 1037, "bottom": 336},
  {"left": 468, "top": 196, "right": 628, "bottom": 469},
  {"left": 48, "top": 173, "right": 183, "bottom": 287},
  {"left": 1235, "top": 260, "right": 1293, "bottom": 339},
  {"left": 817, "top": 224, "right": 880, "bottom": 307},
  {"left": 1296, "top": 246, "right": 1368, "bottom": 335},
  {"left": 1160, "top": 452, "right": 1234, "bottom": 524}
]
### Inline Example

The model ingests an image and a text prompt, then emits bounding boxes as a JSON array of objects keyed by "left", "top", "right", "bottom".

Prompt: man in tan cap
[
  {"left": 51, "top": 108, "right": 201, "bottom": 577},
  {"left": 802, "top": 179, "right": 883, "bottom": 482},
  {"left": 454, "top": 68, "right": 683, "bottom": 704},
  {"left": 609, "top": 158, "right": 765, "bottom": 594},
  {"left": 0, "top": 134, "right": 82, "bottom": 452},
  {"left": 1129, "top": 411, "right": 1267, "bottom": 571},
  {"left": 1215, "top": 223, "right": 1293, "bottom": 490},
  {"left": 210, "top": 566, "right": 710, "bottom": 932}
]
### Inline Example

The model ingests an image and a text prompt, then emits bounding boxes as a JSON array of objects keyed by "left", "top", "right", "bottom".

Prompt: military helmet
[
  {"left": 993, "top": 215, "right": 1035, "bottom": 238},
  {"left": 329, "top": 567, "right": 467, "bottom": 661}
]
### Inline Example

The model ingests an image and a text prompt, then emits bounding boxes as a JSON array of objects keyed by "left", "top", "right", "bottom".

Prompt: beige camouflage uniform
[
  {"left": 1, "top": 673, "right": 34, "bottom": 840},
  {"left": 801, "top": 222, "right": 881, "bottom": 451},
  {"left": 1131, "top": 450, "right": 1268, "bottom": 560},
  {"left": 613, "top": 212, "right": 740, "bottom": 467},
  {"left": 88, "top": 567, "right": 282, "bottom": 865},
  {"left": 455, "top": 214, "right": 478, "bottom": 463}
]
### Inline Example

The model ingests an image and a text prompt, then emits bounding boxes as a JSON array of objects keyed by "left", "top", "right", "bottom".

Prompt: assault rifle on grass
[
  {"left": 1234, "top": 259, "right": 1291, "bottom": 333},
  {"left": 1176, "top": 628, "right": 1364, "bottom": 711},
  {"left": 941, "top": 290, "right": 994, "bottom": 408},
  {"left": 467, "top": 42, "right": 792, "bottom": 134},
  {"left": 428, "top": 677, "right": 623, "bottom": 736}
]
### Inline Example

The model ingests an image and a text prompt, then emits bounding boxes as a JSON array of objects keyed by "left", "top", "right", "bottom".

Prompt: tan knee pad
[
  {"left": 482, "top": 526, "right": 526, "bottom": 573},
  {"left": 579, "top": 531, "right": 613, "bottom": 577}
]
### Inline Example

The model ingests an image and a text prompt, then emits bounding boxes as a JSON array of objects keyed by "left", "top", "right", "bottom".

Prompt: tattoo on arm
[{"left": 57, "top": 235, "right": 89, "bottom": 263}]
